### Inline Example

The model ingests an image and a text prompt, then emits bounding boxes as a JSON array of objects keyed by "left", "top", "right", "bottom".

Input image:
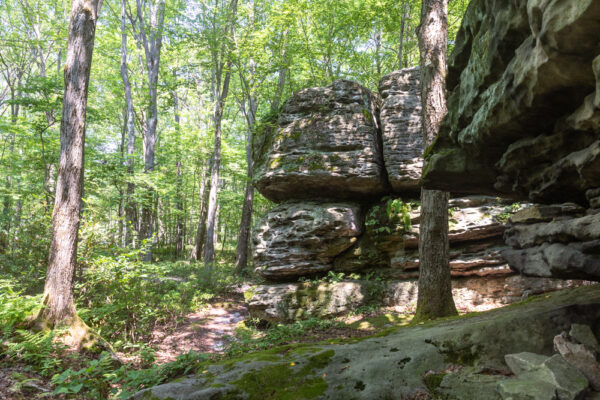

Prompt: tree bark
[
  {"left": 41, "top": 0, "right": 103, "bottom": 327},
  {"left": 398, "top": 1, "right": 409, "bottom": 70},
  {"left": 203, "top": 0, "right": 238, "bottom": 268},
  {"left": 190, "top": 164, "right": 209, "bottom": 261},
  {"left": 173, "top": 88, "right": 184, "bottom": 257},
  {"left": 133, "top": 0, "right": 165, "bottom": 262},
  {"left": 414, "top": 0, "right": 457, "bottom": 321},
  {"left": 120, "top": 0, "right": 137, "bottom": 247}
]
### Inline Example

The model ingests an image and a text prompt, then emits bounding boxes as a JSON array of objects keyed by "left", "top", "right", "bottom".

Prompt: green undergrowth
[{"left": 0, "top": 253, "right": 246, "bottom": 399}]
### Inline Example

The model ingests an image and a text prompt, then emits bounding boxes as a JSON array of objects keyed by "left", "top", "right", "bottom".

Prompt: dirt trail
[{"left": 151, "top": 301, "right": 248, "bottom": 364}]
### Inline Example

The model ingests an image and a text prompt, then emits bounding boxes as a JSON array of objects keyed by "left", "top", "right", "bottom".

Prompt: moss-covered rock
[
  {"left": 134, "top": 285, "right": 600, "bottom": 400},
  {"left": 252, "top": 79, "right": 388, "bottom": 202}
]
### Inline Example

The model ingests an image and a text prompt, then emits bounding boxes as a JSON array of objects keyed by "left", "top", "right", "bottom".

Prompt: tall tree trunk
[
  {"left": 173, "top": 87, "right": 184, "bottom": 257},
  {"left": 120, "top": 0, "right": 137, "bottom": 247},
  {"left": 398, "top": 1, "right": 409, "bottom": 69},
  {"left": 234, "top": 54, "right": 257, "bottom": 274},
  {"left": 203, "top": 101, "right": 224, "bottom": 267},
  {"left": 203, "top": 0, "right": 238, "bottom": 268},
  {"left": 414, "top": 0, "right": 457, "bottom": 321},
  {"left": 40, "top": 0, "right": 103, "bottom": 327},
  {"left": 190, "top": 166, "right": 210, "bottom": 261},
  {"left": 134, "top": 0, "right": 165, "bottom": 262}
]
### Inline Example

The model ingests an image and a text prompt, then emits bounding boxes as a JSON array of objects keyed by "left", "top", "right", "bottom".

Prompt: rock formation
[
  {"left": 248, "top": 66, "right": 590, "bottom": 321},
  {"left": 421, "top": 0, "right": 600, "bottom": 207},
  {"left": 134, "top": 286, "right": 600, "bottom": 400},
  {"left": 379, "top": 67, "right": 423, "bottom": 193},
  {"left": 420, "top": 0, "right": 600, "bottom": 283},
  {"left": 254, "top": 202, "right": 363, "bottom": 280},
  {"left": 252, "top": 79, "right": 387, "bottom": 202}
]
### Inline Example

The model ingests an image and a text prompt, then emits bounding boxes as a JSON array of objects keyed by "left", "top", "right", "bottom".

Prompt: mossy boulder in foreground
[{"left": 133, "top": 285, "right": 600, "bottom": 399}]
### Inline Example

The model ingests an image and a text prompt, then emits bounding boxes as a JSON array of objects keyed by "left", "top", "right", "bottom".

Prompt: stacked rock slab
[
  {"left": 421, "top": 0, "right": 600, "bottom": 207},
  {"left": 252, "top": 79, "right": 385, "bottom": 279},
  {"left": 421, "top": 0, "right": 600, "bottom": 282},
  {"left": 379, "top": 67, "right": 423, "bottom": 193},
  {"left": 502, "top": 204, "right": 600, "bottom": 281},
  {"left": 252, "top": 68, "right": 590, "bottom": 316},
  {"left": 252, "top": 79, "right": 387, "bottom": 202}
]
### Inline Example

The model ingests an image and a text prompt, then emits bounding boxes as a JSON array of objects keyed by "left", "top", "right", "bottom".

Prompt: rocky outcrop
[
  {"left": 502, "top": 205, "right": 600, "bottom": 281},
  {"left": 333, "top": 196, "right": 512, "bottom": 277},
  {"left": 133, "top": 285, "right": 600, "bottom": 400},
  {"left": 247, "top": 277, "right": 587, "bottom": 323},
  {"left": 252, "top": 79, "right": 387, "bottom": 202},
  {"left": 421, "top": 0, "right": 600, "bottom": 207},
  {"left": 378, "top": 67, "right": 422, "bottom": 193},
  {"left": 254, "top": 202, "right": 363, "bottom": 279}
]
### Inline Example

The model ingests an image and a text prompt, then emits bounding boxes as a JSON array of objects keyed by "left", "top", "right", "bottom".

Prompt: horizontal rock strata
[
  {"left": 503, "top": 205, "right": 600, "bottom": 281},
  {"left": 254, "top": 202, "right": 362, "bottom": 279},
  {"left": 252, "top": 79, "right": 387, "bottom": 202},
  {"left": 246, "top": 277, "right": 588, "bottom": 323},
  {"left": 421, "top": 0, "right": 600, "bottom": 207},
  {"left": 378, "top": 67, "right": 422, "bottom": 193}
]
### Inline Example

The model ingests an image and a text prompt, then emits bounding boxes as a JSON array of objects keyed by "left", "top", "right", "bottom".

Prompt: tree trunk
[
  {"left": 120, "top": 0, "right": 137, "bottom": 247},
  {"left": 191, "top": 165, "right": 210, "bottom": 261},
  {"left": 414, "top": 0, "right": 457, "bottom": 321},
  {"left": 135, "top": 0, "right": 165, "bottom": 262},
  {"left": 398, "top": 1, "right": 409, "bottom": 70},
  {"left": 203, "top": 102, "right": 223, "bottom": 267},
  {"left": 203, "top": 0, "right": 238, "bottom": 268},
  {"left": 173, "top": 87, "right": 184, "bottom": 258},
  {"left": 41, "top": 0, "right": 103, "bottom": 327}
]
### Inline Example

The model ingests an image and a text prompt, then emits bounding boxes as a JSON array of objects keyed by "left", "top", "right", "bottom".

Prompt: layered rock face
[
  {"left": 252, "top": 73, "right": 518, "bottom": 283},
  {"left": 502, "top": 205, "right": 600, "bottom": 281},
  {"left": 254, "top": 202, "right": 362, "bottom": 280},
  {"left": 379, "top": 67, "right": 423, "bottom": 193},
  {"left": 252, "top": 79, "right": 387, "bottom": 202},
  {"left": 250, "top": 69, "right": 587, "bottom": 316},
  {"left": 421, "top": 0, "right": 600, "bottom": 206},
  {"left": 419, "top": 0, "right": 600, "bottom": 283}
]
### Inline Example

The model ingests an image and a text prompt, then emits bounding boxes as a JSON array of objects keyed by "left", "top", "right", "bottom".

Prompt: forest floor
[
  {"left": 149, "top": 294, "right": 249, "bottom": 364},
  {"left": 0, "top": 274, "right": 534, "bottom": 400}
]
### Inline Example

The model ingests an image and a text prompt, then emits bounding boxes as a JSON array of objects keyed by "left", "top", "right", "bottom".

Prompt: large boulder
[
  {"left": 252, "top": 80, "right": 388, "bottom": 202},
  {"left": 421, "top": 0, "right": 600, "bottom": 207},
  {"left": 134, "top": 285, "right": 600, "bottom": 400},
  {"left": 378, "top": 67, "right": 423, "bottom": 193},
  {"left": 254, "top": 202, "right": 363, "bottom": 280}
]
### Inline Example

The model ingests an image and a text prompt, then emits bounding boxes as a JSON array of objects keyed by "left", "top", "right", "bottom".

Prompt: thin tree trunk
[
  {"left": 134, "top": 0, "right": 165, "bottom": 262},
  {"left": 191, "top": 165, "right": 209, "bottom": 261},
  {"left": 40, "top": 0, "right": 103, "bottom": 327},
  {"left": 203, "top": 0, "right": 238, "bottom": 268},
  {"left": 414, "top": 0, "right": 457, "bottom": 321},
  {"left": 120, "top": 0, "right": 137, "bottom": 247},
  {"left": 173, "top": 86, "right": 184, "bottom": 257},
  {"left": 398, "top": 1, "right": 409, "bottom": 69},
  {"left": 234, "top": 55, "right": 257, "bottom": 274}
]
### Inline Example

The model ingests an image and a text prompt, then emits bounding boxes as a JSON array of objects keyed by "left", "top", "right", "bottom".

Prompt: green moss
[
  {"left": 270, "top": 157, "right": 282, "bottom": 169},
  {"left": 424, "top": 372, "right": 446, "bottom": 392},
  {"left": 362, "top": 107, "right": 373, "bottom": 123},
  {"left": 307, "top": 350, "right": 335, "bottom": 369},
  {"left": 244, "top": 288, "right": 257, "bottom": 302},
  {"left": 229, "top": 351, "right": 331, "bottom": 400}
]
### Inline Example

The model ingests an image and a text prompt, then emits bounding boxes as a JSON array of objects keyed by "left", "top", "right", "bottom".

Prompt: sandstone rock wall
[
  {"left": 251, "top": 59, "right": 596, "bottom": 318},
  {"left": 252, "top": 79, "right": 387, "bottom": 202},
  {"left": 421, "top": 0, "right": 600, "bottom": 206},
  {"left": 252, "top": 72, "right": 518, "bottom": 283},
  {"left": 379, "top": 67, "right": 423, "bottom": 193}
]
